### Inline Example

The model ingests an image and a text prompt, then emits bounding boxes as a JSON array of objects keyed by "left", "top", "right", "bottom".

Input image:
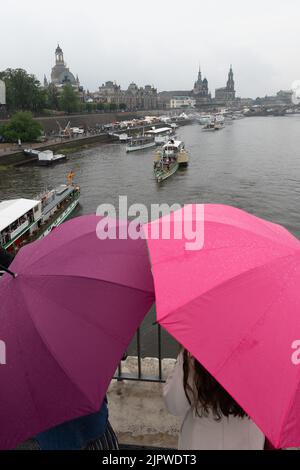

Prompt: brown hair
[{"left": 182, "top": 349, "right": 246, "bottom": 420}]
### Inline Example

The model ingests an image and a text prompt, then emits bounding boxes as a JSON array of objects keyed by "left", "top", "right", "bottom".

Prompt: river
[{"left": 1, "top": 115, "right": 300, "bottom": 358}]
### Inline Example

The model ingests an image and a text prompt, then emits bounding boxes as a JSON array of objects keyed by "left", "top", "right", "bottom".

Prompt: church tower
[
  {"left": 226, "top": 65, "right": 235, "bottom": 92},
  {"left": 50, "top": 44, "right": 77, "bottom": 87},
  {"left": 55, "top": 44, "right": 64, "bottom": 66},
  {"left": 192, "top": 64, "right": 211, "bottom": 107}
]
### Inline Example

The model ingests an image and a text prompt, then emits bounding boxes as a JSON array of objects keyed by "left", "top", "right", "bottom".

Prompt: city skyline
[{"left": 1, "top": 0, "right": 300, "bottom": 98}]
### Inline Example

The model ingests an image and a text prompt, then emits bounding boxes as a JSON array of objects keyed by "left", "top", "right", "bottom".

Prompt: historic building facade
[
  {"left": 170, "top": 96, "right": 196, "bottom": 108},
  {"left": 93, "top": 81, "right": 158, "bottom": 110},
  {"left": 215, "top": 66, "right": 236, "bottom": 105}
]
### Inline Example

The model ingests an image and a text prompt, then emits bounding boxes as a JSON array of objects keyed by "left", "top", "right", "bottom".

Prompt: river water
[{"left": 1, "top": 115, "right": 300, "bottom": 358}]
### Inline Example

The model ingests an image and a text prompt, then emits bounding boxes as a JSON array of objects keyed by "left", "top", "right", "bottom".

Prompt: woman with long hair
[{"left": 163, "top": 349, "right": 265, "bottom": 450}]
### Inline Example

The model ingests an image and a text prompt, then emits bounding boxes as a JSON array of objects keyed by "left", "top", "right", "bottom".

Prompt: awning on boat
[{"left": 0, "top": 199, "right": 39, "bottom": 232}]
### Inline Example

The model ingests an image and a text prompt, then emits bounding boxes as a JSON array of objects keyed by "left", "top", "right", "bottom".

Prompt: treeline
[{"left": 0, "top": 68, "right": 127, "bottom": 115}]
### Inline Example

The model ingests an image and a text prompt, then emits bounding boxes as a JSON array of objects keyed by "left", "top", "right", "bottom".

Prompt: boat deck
[{"left": 43, "top": 186, "right": 75, "bottom": 215}]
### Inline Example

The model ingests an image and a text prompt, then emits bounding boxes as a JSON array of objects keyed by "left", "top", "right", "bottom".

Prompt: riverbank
[
  {"left": 0, "top": 109, "right": 167, "bottom": 135},
  {"left": 0, "top": 121, "right": 169, "bottom": 167},
  {"left": 0, "top": 133, "right": 114, "bottom": 166}
]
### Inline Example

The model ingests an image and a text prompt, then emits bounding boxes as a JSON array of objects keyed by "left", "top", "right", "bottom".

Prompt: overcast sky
[{"left": 1, "top": 0, "right": 300, "bottom": 97}]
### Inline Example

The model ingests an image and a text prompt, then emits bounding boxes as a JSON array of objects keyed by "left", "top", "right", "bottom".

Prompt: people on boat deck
[{"left": 163, "top": 349, "right": 265, "bottom": 450}]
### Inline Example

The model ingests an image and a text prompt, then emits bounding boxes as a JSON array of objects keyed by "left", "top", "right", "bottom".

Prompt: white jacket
[{"left": 163, "top": 352, "right": 265, "bottom": 450}]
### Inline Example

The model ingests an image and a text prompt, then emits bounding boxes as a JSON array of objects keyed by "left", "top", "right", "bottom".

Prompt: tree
[
  {"left": 59, "top": 84, "right": 80, "bottom": 114},
  {"left": 97, "top": 102, "right": 104, "bottom": 111},
  {"left": 119, "top": 103, "right": 127, "bottom": 111},
  {"left": 46, "top": 83, "right": 60, "bottom": 110},
  {"left": 0, "top": 68, "right": 46, "bottom": 113},
  {"left": 0, "top": 112, "right": 43, "bottom": 142}
]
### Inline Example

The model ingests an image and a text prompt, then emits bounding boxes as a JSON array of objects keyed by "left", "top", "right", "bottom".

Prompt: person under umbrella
[
  {"left": 163, "top": 348, "right": 264, "bottom": 450},
  {"left": 2, "top": 239, "right": 119, "bottom": 450},
  {"left": 0, "top": 215, "right": 154, "bottom": 449}
]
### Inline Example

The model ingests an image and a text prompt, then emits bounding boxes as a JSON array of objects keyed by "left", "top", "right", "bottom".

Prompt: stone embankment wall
[
  {"left": 0, "top": 110, "right": 166, "bottom": 134},
  {"left": 108, "top": 357, "right": 180, "bottom": 449}
]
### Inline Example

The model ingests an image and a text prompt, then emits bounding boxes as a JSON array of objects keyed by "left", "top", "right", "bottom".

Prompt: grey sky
[{"left": 1, "top": 0, "right": 300, "bottom": 97}]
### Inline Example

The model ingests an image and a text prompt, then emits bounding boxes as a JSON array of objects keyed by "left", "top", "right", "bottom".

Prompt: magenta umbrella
[
  {"left": 144, "top": 204, "right": 300, "bottom": 449},
  {"left": 0, "top": 215, "right": 154, "bottom": 450}
]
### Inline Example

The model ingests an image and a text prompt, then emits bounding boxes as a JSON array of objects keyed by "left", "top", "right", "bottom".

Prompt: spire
[
  {"left": 198, "top": 63, "right": 202, "bottom": 83},
  {"left": 44, "top": 75, "right": 48, "bottom": 87},
  {"left": 227, "top": 65, "right": 235, "bottom": 91}
]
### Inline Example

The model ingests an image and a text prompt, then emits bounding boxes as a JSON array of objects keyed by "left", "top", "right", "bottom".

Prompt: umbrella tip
[{"left": 0, "top": 264, "right": 17, "bottom": 278}]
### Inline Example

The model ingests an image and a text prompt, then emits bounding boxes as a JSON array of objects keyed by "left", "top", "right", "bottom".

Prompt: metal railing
[{"left": 114, "top": 324, "right": 165, "bottom": 383}]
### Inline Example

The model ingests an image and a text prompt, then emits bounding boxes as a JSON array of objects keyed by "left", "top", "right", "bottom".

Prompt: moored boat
[
  {"left": 38, "top": 150, "right": 67, "bottom": 165},
  {"left": 198, "top": 114, "right": 212, "bottom": 125},
  {"left": 0, "top": 174, "right": 80, "bottom": 254},
  {"left": 145, "top": 127, "right": 174, "bottom": 146},
  {"left": 126, "top": 135, "right": 156, "bottom": 152},
  {"left": 23, "top": 148, "right": 40, "bottom": 158}
]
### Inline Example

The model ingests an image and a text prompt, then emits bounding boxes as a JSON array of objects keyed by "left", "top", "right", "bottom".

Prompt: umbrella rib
[
  {"left": 22, "top": 278, "right": 133, "bottom": 346},
  {"left": 156, "top": 250, "right": 298, "bottom": 325},
  {"left": 214, "top": 257, "right": 297, "bottom": 375},
  {"left": 21, "top": 230, "right": 149, "bottom": 271},
  {"left": 14, "top": 285, "right": 98, "bottom": 432},
  {"left": 22, "top": 272, "right": 154, "bottom": 296},
  {"left": 147, "top": 221, "right": 299, "bottom": 268}
]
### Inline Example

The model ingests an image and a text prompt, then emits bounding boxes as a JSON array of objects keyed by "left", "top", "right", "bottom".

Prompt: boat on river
[
  {"left": 23, "top": 148, "right": 67, "bottom": 165},
  {"left": 126, "top": 135, "right": 156, "bottom": 152},
  {"left": 145, "top": 127, "right": 174, "bottom": 146},
  {"left": 0, "top": 173, "right": 80, "bottom": 254},
  {"left": 153, "top": 140, "right": 189, "bottom": 183},
  {"left": 37, "top": 150, "right": 67, "bottom": 165},
  {"left": 202, "top": 120, "right": 225, "bottom": 131}
]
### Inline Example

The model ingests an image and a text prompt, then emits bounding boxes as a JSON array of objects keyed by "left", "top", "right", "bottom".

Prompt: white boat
[
  {"left": 38, "top": 150, "right": 67, "bottom": 166},
  {"left": 145, "top": 127, "right": 174, "bottom": 146},
  {"left": 23, "top": 148, "right": 40, "bottom": 158},
  {"left": 119, "top": 133, "right": 130, "bottom": 143},
  {"left": 126, "top": 135, "right": 156, "bottom": 152},
  {"left": 198, "top": 114, "right": 213, "bottom": 125},
  {"left": 0, "top": 179, "right": 80, "bottom": 253}
]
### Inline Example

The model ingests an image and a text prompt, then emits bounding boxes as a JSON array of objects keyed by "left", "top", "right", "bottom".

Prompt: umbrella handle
[{"left": 0, "top": 264, "right": 17, "bottom": 278}]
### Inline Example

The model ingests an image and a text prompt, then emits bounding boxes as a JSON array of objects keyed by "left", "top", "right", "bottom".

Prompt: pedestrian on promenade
[{"left": 163, "top": 349, "right": 265, "bottom": 450}]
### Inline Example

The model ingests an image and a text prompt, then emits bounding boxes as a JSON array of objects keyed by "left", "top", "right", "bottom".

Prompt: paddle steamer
[
  {"left": 0, "top": 173, "right": 80, "bottom": 254},
  {"left": 153, "top": 140, "right": 189, "bottom": 183}
]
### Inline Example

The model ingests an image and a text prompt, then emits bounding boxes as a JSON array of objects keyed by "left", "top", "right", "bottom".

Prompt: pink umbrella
[
  {"left": 0, "top": 215, "right": 154, "bottom": 449},
  {"left": 144, "top": 204, "right": 300, "bottom": 449}
]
